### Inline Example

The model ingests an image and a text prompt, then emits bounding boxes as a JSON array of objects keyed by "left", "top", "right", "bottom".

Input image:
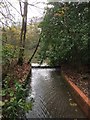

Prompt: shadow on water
[{"left": 26, "top": 68, "right": 86, "bottom": 118}]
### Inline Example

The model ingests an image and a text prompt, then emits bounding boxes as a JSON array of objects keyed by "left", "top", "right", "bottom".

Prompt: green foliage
[
  {"left": 39, "top": 2, "right": 89, "bottom": 67},
  {"left": 2, "top": 23, "right": 40, "bottom": 62},
  {"left": 2, "top": 44, "right": 18, "bottom": 65},
  {"left": 2, "top": 78, "right": 32, "bottom": 119},
  {"left": 2, "top": 41, "right": 32, "bottom": 119}
]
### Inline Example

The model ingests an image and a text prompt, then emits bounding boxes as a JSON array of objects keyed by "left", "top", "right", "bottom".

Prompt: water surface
[{"left": 26, "top": 68, "right": 86, "bottom": 118}]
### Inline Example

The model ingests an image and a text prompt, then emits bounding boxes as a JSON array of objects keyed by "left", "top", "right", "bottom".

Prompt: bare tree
[
  {"left": 18, "top": 0, "right": 28, "bottom": 65},
  {"left": 0, "top": 0, "right": 20, "bottom": 27}
]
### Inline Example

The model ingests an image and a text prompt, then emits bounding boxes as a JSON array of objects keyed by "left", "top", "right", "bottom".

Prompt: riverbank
[
  {"left": 62, "top": 65, "right": 89, "bottom": 98},
  {"left": 62, "top": 65, "right": 90, "bottom": 118},
  {"left": 2, "top": 60, "right": 32, "bottom": 119}
]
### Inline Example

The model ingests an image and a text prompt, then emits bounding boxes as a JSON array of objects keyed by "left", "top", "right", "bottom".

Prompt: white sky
[
  {"left": 10, "top": 0, "right": 47, "bottom": 18},
  {"left": 0, "top": 0, "right": 47, "bottom": 25}
]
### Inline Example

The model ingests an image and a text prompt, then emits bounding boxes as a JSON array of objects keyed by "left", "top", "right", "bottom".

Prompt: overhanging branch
[{"left": 28, "top": 38, "right": 40, "bottom": 64}]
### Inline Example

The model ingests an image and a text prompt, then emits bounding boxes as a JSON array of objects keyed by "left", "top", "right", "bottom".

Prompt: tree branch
[
  {"left": 19, "top": 0, "right": 23, "bottom": 16},
  {"left": 6, "top": 0, "right": 21, "bottom": 15},
  {"left": 28, "top": 38, "right": 40, "bottom": 64}
]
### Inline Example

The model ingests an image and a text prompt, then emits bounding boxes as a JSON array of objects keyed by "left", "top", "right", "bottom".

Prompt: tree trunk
[
  {"left": 28, "top": 38, "right": 40, "bottom": 64},
  {"left": 18, "top": 0, "right": 28, "bottom": 65}
]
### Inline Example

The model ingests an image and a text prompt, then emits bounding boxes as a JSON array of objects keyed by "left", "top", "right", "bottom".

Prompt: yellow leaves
[
  {"left": 69, "top": 98, "right": 77, "bottom": 107},
  {"left": 54, "top": 6, "right": 69, "bottom": 17},
  {"left": 54, "top": 10, "right": 64, "bottom": 17},
  {"left": 5, "top": 44, "right": 14, "bottom": 49},
  {"left": 70, "top": 102, "right": 77, "bottom": 106},
  {"left": 0, "top": 101, "right": 5, "bottom": 107}
]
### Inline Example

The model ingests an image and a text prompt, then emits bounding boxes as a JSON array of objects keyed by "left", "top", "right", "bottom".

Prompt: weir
[{"left": 31, "top": 63, "right": 61, "bottom": 69}]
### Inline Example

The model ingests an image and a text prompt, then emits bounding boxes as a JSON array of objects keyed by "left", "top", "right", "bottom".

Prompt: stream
[{"left": 26, "top": 66, "right": 86, "bottom": 118}]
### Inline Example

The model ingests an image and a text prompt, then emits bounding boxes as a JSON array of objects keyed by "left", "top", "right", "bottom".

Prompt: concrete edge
[{"left": 61, "top": 72, "right": 90, "bottom": 119}]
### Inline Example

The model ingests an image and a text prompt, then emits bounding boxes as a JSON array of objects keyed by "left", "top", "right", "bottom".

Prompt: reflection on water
[{"left": 26, "top": 68, "right": 86, "bottom": 118}]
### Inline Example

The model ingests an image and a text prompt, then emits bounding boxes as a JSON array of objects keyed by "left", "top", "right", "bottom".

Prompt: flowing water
[{"left": 26, "top": 68, "right": 86, "bottom": 118}]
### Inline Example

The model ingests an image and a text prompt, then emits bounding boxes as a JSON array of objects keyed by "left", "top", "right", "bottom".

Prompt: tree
[
  {"left": 18, "top": 0, "right": 28, "bottom": 65},
  {"left": 39, "top": 2, "right": 89, "bottom": 68},
  {"left": 0, "top": 0, "right": 20, "bottom": 28}
]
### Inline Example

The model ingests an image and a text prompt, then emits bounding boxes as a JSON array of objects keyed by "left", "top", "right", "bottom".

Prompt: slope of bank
[
  {"left": 62, "top": 65, "right": 90, "bottom": 118},
  {"left": 2, "top": 60, "right": 32, "bottom": 119}
]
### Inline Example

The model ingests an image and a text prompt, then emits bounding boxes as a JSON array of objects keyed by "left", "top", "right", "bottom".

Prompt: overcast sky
[
  {"left": 8, "top": 0, "right": 47, "bottom": 22},
  {"left": 0, "top": 0, "right": 47, "bottom": 26}
]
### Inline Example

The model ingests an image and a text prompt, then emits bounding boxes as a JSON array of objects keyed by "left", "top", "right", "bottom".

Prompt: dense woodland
[
  {"left": 39, "top": 2, "right": 89, "bottom": 70},
  {"left": 1, "top": 0, "right": 90, "bottom": 119}
]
